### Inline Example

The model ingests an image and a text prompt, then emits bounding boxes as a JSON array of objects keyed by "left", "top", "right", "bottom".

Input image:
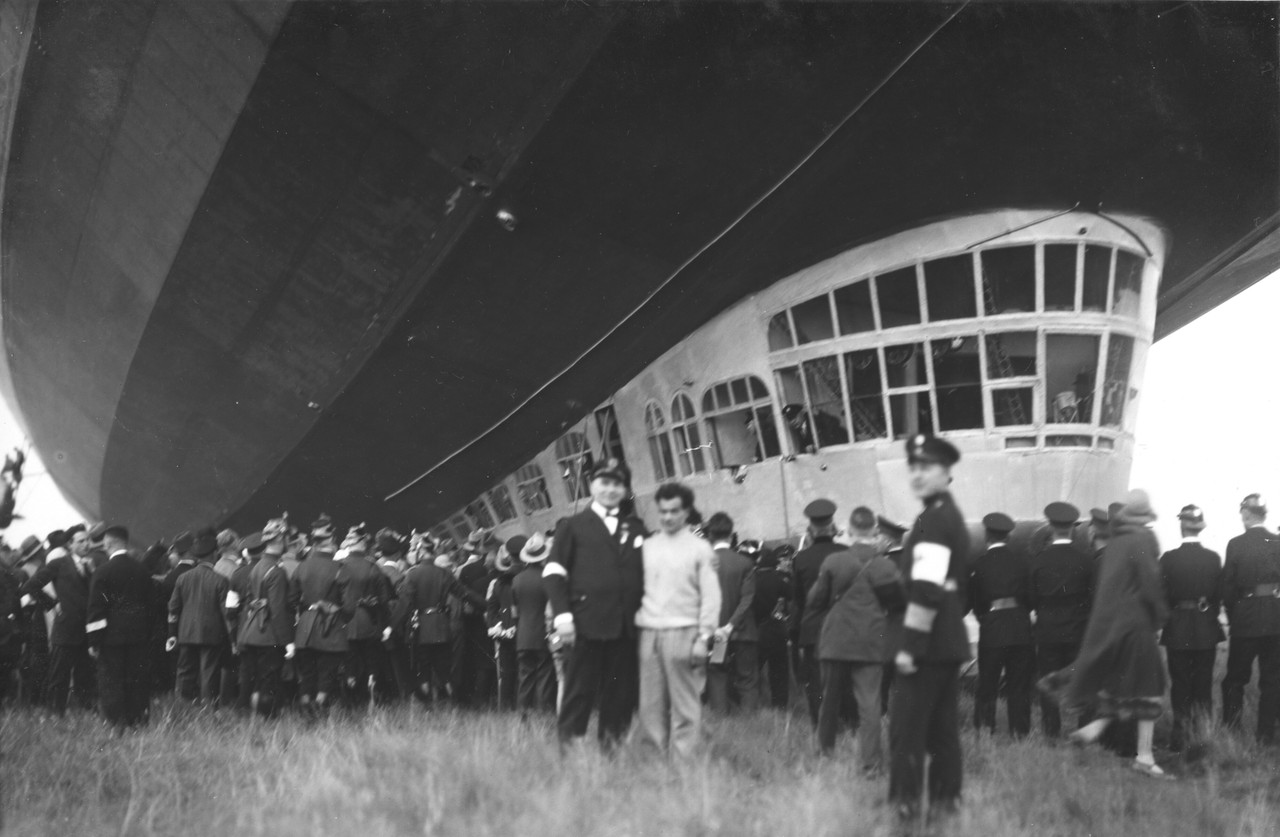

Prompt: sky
[{"left": 0, "top": 270, "right": 1277, "bottom": 550}]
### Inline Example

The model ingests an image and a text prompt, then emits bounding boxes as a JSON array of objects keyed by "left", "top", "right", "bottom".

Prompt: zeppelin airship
[{"left": 0, "top": 1, "right": 1276, "bottom": 543}]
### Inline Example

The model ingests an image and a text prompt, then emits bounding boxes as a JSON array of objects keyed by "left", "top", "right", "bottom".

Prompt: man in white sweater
[{"left": 635, "top": 482, "right": 721, "bottom": 758}]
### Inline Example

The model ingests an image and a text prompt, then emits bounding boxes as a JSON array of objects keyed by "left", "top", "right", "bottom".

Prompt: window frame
[
  {"left": 514, "top": 461, "right": 553, "bottom": 515},
  {"left": 643, "top": 401, "right": 677, "bottom": 482},
  {"left": 700, "top": 374, "right": 782, "bottom": 465}
]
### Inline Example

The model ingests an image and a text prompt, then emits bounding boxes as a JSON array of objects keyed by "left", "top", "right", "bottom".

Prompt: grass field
[{"left": 2, "top": 691, "right": 1278, "bottom": 837}]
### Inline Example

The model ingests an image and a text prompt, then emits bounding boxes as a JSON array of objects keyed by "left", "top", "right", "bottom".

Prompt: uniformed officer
[
  {"left": 889, "top": 434, "right": 970, "bottom": 825},
  {"left": 969, "top": 512, "right": 1034, "bottom": 738},
  {"left": 706, "top": 512, "right": 759, "bottom": 715},
  {"left": 375, "top": 528, "right": 412, "bottom": 702},
  {"left": 19, "top": 529, "right": 95, "bottom": 714},
  {"left": 86, "top": 525, "right": 155, "bottom": 728},
  {"left": 454, "top": 529, "right": 497, "bottom": 707},
  {"left": 167, "top": 528, "right": 230, "bottom": 704},
  {"left": 1029, "top": 501, "right": 1093, "bottom": 738},
  {"left": 1158, "top": 504, "right": 1224, "bottom": 750},
  {"left": 395, "top": 537, "right": 484, "bottom": 706},
  {"left": 878, "top": 515, "right": 909, "bottom": 713},
  {"left": 512, "top": 533, "right": 556, "bottom": 715},
  {"left": 13, "top": 534, "right": 48, "bottom": 706},
  {"left": 750, "top": 545, "right": 793, "bottom": 710},
  {"left": 793, "top": 498, "right": 845, "bottom": 725},
  {"left": 339, "top": 529, "right": 394, "bottom": 709},
  {"left": 227, "top": 521, "right": 298, "bottom": 718},
  {"left": 1220, "top": 493, "right": 1280, "bottom": 742},
  {"left": 291, "top": 540, "right": 354, "bottom": 717}
]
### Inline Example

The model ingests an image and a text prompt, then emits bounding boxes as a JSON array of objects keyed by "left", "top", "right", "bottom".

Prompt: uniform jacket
[
  {"left": 486, "top": 573, "right": 517, "bottom": 636},
  {"left": 511, "top": 564, "right": 551, "bottom": 652},
  {"left": 168, "top": 562, "right": 230, "bottom": 645},
  {"left": 1066, "top": 521, "right": 1167, "bottom": 706},
  {"left": 341, "top": 555, "right": 393, "bottom": 640},
  {"left": 1221, "top": 526, "right": 1280, "bottom": 637},
  {"left": 793, "top": 537, "right": 845, "bottom": 646},
  {"left": 230, "top": 556, "right": 297, "bottom": 648},
  {"left": 292, "top": 552, "right": 355, "bottom": 652},
  {"left": 808, "top": 542, "right": 906, "bottom": 662},
  {"left": 969, "top": 542, "right": 1033, "bottom": 648},
  {"left": 1029, "top": 541, "right": 1094, "bottom": 645},
  {"left": 901, "top": 492, "right": 971, "bottom": 662},
  {"left": 21, "top": 553, "right": 92, "bottom": 646},
  {"left": 457, "top": 558, "right": 490, "bottom": 620},
  {"left": 1159, "top": 539, "right": 1224, "bottom": 650},
  {"left": 86, "top": 550, "right": 154, "bottom": 646},
  {"left": 0, "top": 562, "right": 24, "bottom": 646},
  {"left": 712, "top": 547, "right": 758, "bottom": 642},
  {"left": 396, "top": 562, "right": 480, "bottom": 645},
  {"left": 543, "top": 507, "right": 646, "bottom": 641}
]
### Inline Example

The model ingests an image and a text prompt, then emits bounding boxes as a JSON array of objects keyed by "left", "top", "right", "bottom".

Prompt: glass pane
[
  {"left": 554, "top": 432, "right": 586, "bottom": 458},
  {"left": 465, "top": 500, "right": 495, "bottom": 530},
  {"left": 754, "top": 405, "right": 781, "bottom": 459},
  {"left": 749, "top": 376, "right": 768, "bottom": 400},
  {"left": 648, "top": 433, "right": 675, "bottom": 481},
  {"left": 776, "top": 367, "right": 815, "bottom": 454},
  {"left": 924, "top": 255, "right": 977, "bottom": 321},
  {"left": 875, "top": 267, "right": 921, "bottom": 328},
  {"left": 672, "top": 394, "right": 692, "bottom": 423},
  {"left": 730, "top": 378, "right": 750, "bottom": 405},
  {"left": 844, "top": 349, "right": 886, "bottom": 441},
  {"left": 1112, "top": 251, "right": 1144, "bottom": 319},
  {"left": 992, "top": 387, "right": 1034, "bottom": 427},
  {"left": 884, "top": 342, "right": 927, "bottom": 389},
  {"left": 488, "top": 485, "right": 518, "bottom": 522},
  {"left": 1045, "top": 434, "right": 1092, "bottom": 448},
  {"left": 802, "top": 356, "right": 850, "bottom": 447},
  {"left": 644, "top": 404, "right": 664, "bottom": 433},
  {"left": 702, "top": 391, "right": 715, "bottom": 413},
  {"left": 767, "top": 311, "right": 794, "bottom": 351},
  {"left": 1101, "top": 334, "right": 1135, "bottom": 427},
  {"left": 516, "top": 467, "right": 552, "bottom": 513},
  {"left": 834, "top": 281, "right": 875, "bottom": 335},
  {"left": 932, "top": 336, "right": 983, "bottom": 431},
  {"left": 1044, "top": 243, "right": 1077, "bottom": 311},
  {"left": 889, "top": 392, "right": 934, "bottom": 440},
  {"left": 1081, "top": 244, "right": 1110, "bottom": 312},
  {"left": 708, "top": 409, "right": 761, "bottom": 465},
  {"left": 714, "top": 383, "right": 731, "bottom": 409},
  {"left": 985, "top": 331, "right": 1037, "bottom": 378},
  {"left": 791, "top": 296, "right": 835, "bottom": 344},
  {"left": 673, "top": 423, "right": 708, "bottom": 474},
  {"left": 595, "top": 405, "right": 625, "bottom": 462},
  {"left": 980, "top": 246, "right": 1036, "bottom": 315},
  {"left": 1045, "top": 333, "right": 1100, "bottom": 424}
]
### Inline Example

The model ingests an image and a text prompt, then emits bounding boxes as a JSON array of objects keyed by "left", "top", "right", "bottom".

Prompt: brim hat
[
  {"left": 589, "top": 457, "right": 631, "bottom": 487},
  {"left": 261, "top": 517, "right": 288, "bottom": 543},
  {"left": 239, "top": 531, "right": 265, "bottom": 555},
  {"left": 311, "top": 513, "right": 335, "bottom": 539},
  {"left": 1089, "top": 507, "right": 1109, "bottom": 528},
  {"left": 217, "top": 528, "right": 240, "bottom": 550},
  {"left": 494, "top": 550, "right": 516, "bottom": 573},
  {"left": 1178, "top": 504, "right": 1206, "bottom": 530},
  {"left": 376, "top": 528, "right": 406, "bottom": 556},
  {"left": 191, "top": 527, "right": 218, "bottom": 559},
  {"left": 339, "top": 528, "right": 369, "bottom": 555},
  {"left": 1044, "top": 502, "right": 1080, "bottom": 526},
  {"left": 803, "top": 499, "right": 836, "bottom": 526},
  {"left": 87, "top": 522, "right": 108, "bottom": 544},
  {"left": 46, "top": 530, "right": 69, "bottom": 550},
  {"left": 1120, "top": 489, "right": 1157, "bottom": 525},
  {"left": 504, "top": 535, "right": 529, "bottom": 561},
  {"left": 464, "top": 529, "right": 490, "bottom": 552},
  {"left": 172, "top": 531, "right": 193, "bottom": 554},
  {"left": 876, "top": 515, "right": 908, "bottom": 539},
  {"left": 982, "top": 512, "right": 1015, "bottom": 534},
  {"left": 1241, "top": 494, "right": 1267, "bottom": 515},
  {"left": 520, "top": 532, "right": 550, "bottom": 563}
]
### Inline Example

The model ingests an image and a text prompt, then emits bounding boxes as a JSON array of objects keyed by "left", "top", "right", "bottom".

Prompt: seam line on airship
[{"left": 383, "top": 1, "right": 972, "bottom": 503}]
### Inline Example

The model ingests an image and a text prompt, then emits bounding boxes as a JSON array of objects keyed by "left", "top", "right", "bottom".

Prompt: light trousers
[{"left": 639, "top": 627, "right": 705, "bottom": 759}]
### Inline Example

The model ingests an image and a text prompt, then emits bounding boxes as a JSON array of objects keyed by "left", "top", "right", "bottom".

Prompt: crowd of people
[{"left": 0, "top": 433, "right": 1276, "bottom": 829}]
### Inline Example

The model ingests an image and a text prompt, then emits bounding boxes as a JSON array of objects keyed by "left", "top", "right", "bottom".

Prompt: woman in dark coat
[{"left": 1062, "top": 489, "right": 1169, "bottom": 776}]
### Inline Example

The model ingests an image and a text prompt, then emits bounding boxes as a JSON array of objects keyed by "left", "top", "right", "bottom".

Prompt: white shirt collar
[
  {"left": 1181, "top": 536, "right": 1201, "bottom": 543},
  {"left": 109, "top": 549, "right": 128, "bottom": 559},
  {"left": 591, "top": 501, "right": 619, "bottom": 520},
  {"left": 1052, "top": 538, "right": 1073, "bottom": 545},
  {"left": 711, "top": 541, "right": 733, "bottom": 550}
]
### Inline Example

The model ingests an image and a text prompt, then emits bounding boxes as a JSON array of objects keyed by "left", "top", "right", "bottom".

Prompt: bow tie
[{"left": 605, "top": 509, "right": 618, "bottom": 518}]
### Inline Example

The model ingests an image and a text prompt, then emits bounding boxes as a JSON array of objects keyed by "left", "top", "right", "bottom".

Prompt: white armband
[
  {"left": 42, "top": 583, "right": 57, "bottom": 602},
  {"left": 903, "top": 603, "right": 937, "bottom": 633},
  {"left": 553, "top": 613, "right": 574, "bottom": 629},
  {"left": 86, "top": 619, "right": 107, "bottom": 634},
  {"left": 543, "top": 562, "right": 568, "bottom": 579},
  {"left": 19, "top": 594, "right": 32, "bottom": 608},
  {"left": 225, "top": 590, "right": 241, "bottom": 608},
  {"left": 911, "top": 542, "right": 951, "bottom": 586}
]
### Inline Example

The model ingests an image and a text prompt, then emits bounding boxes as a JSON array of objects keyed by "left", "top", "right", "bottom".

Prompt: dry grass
[{"left": 2, "top": 692, "right": 1278, "bottom": 837}]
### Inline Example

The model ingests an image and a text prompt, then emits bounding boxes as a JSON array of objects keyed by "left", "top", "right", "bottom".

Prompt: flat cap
[
  {"left": 804, "top": 499, "right": 836, "bottom": 522},
  {"left": 1044, "top": 502, "right": 1079, "bottom": 526},
  {"left": 1241, "top": 493, "right": 1267, "bottom": 514},
  {"left": 906, "top": 434, "right": 960, "bottom": 467},
  {"left": 982, "top": 512, "right": 1015, "bottom": 534},
  {"left": 590, "top": 457, "right": 631, "bottom": 487},
  {"left": 239, "top": 531, "right": 265, "bottom": 555},
  {"left": 877, "top": 515, "right": 908, "bottom": 538},
  {"left": 1177, "top": 504, "right": 1206, "bottom": 526}
]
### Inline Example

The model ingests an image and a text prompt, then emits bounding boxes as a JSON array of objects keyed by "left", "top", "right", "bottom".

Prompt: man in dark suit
[
  {"left": 86, "top": 525, "right": 155, "bottom": 728},
  {"left": 792, "top": 498, "right": 846, "bottom": 725},
  {"left": 167, "top": 528, "right": 230, "bottom": 704},
  {"left": 750, "top": 545, "right": 793, "bottom": 710},
  {"left": 705, "top": 512, "right": 758, "bottom": 714},
  {"left": 543, "top": 457, "right": 645, "bottom": 751},
  {"left": 292, "top": 540, "right": 354, "bottom": 716},
  {"left": 340, "top": 530, "right": 394, "bottom": 709},
  {"left": 969, "top": 512, "right": 1034, "bottom": 738},
  {"left": 1159, "top": 504, "right": 1224, "bottom": 750},
  {"left": 20, "top": 528, "right": 95, "bottom": 714},
  {"left": 374, "top": 528, "right": 412, "bottom": 703},
  {"left": 512, "top": 533, "right": 556, "bottom": 715},
  {"left": 1029, "top": 501, "right": 1094, "bottom": 738},
  {"left": 1220, "top": 493, "right": 1280, "bottom": 742},
  {"left": 228, "top": 521, "right": 298, "bottom": 718},
  {"left": 454, "top": 529, "right": 497, "bottom": 707}
]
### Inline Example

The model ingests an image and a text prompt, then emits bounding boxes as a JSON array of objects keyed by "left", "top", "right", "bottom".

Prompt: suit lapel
[{"left": 585, "top": 509, "right": 622, "bottom": 555}]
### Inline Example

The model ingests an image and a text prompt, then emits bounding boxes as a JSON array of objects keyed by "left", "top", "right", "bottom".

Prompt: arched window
[
  {"left": 554, "top": 431, "right": 591, "bottom": 501},
  {"left": 701, "top": 375, "right": 781, "bottom": 466},
  {"left": 645, "top": 403, "right": 676, "bottom": 481},
  {"left": 671, "top": 393, "right": 709, "bottom": 475}
]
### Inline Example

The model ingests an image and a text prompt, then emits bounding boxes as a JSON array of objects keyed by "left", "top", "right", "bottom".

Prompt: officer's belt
[
  {"left": 1244, "top": 583, "right": 1280, "bottom": 598},
  {"left": 1174, "top": 598, "right": 1210, "bottom": 612},
  {"left": 989, "top": 597, "right": 1019, "bottom": 611}
]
